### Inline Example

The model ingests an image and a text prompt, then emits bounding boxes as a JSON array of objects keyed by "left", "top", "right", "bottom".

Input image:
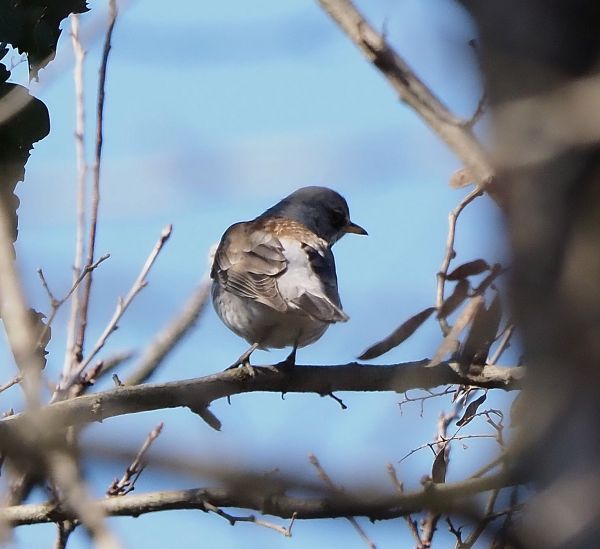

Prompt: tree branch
[
  {"left": 317, "top": 0, "right": 494, "bottom": 188},
  {"left": 0, "top": 362, "right": 522, "bottom": 435},
  {"left": 125, "top": 279, "right": 210, "bottom": 386},
  {"left": 2, "top": 469, "right": 515, "bottom": 526},
  {"left": 74, "top": 0, "right": 119, "bottom": 364},
  {"left": 57, "top": 225, "right": 172, "bottom": 396}
]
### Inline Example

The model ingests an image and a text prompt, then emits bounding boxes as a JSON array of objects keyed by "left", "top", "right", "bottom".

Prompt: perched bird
[{"left": 210, "top": 186, "right": 367, "bottom": 370}]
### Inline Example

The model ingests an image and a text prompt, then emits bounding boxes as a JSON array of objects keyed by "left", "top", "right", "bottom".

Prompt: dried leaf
[
  {"left": 459, "top": 293, "right": 502, "bottom": 366},
  {"left": 447, "top": 259, "right": 490, "bottom": 281},
  {"left": 28, "top": 309, "right": 50, "bottom": 367},
  {"left": 456, "top": 394, "right": 487, "bottom": 427},
  {"left": 437, "top": 279, "right": 470, "bottom": 319},
  {"left": 431, "top": 448, "right": 447, "bottom": 483},
  {"left": 428, "top": 296, "right": 484, "bottom": 367},
  {"left": 450, "top": 168, "right": 474, "bottom": 189},
  {"left": 472, "top": 263, "right": 504, "bottom": 296},
  {"left": 359, "top": 307, "right": 436, "bottom": 360}
]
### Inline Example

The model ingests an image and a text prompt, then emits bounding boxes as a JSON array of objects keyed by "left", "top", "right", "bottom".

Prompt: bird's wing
[
  {"left": 289, "top": 242, "right": 349, "bottom": 323},
  {"left": 211, "top": 222, "right": 288, "bottom": 312}
]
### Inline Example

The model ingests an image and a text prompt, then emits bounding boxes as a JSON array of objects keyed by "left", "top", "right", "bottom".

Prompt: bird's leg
[
  {"left": 227, "top": 343, "right": 259, "bottom": 376},
  {"left": 280, "top": 344, "right": 298, "bottom": 369}
]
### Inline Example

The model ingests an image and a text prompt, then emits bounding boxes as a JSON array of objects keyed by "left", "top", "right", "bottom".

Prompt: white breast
[{"left": 276, "top": 237, "right": 327, "bottom": 303}]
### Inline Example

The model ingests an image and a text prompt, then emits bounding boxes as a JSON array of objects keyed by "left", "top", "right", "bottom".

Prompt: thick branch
[
  {"left": 2, "top": 469, "right": 514, "bottom": 525},
  {"left": 0, "top": 362, "right": 522, "bottom": 435}
]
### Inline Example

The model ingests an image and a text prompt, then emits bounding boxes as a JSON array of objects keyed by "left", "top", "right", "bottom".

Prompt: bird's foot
[
  {"left": 226, "top": 343, "right": 259, "bottom": 373},
  {"left": 272, "top": 346, "right": 297, "bottom": 371},
  {"left": 243, "top": 360, "right": 256, "bottom": 377}
]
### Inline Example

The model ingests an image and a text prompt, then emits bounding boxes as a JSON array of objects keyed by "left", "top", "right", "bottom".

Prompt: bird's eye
[{"left": 330, "top": 208, "right": 347, "bottom": 227}]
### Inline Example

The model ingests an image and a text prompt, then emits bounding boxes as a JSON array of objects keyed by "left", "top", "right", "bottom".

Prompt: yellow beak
[{"left": 344, "top": 221, "right": 368, "bottom": 236}]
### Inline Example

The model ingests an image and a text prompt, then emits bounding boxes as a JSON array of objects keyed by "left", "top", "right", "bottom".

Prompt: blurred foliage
[
  {"left": 0, "top": 0, "right": 88, "bottom": 79},
  {"left": 0, "top": 0, "right": 88, "bottom": 242},
  {"left": 0, "top": 51, "right": 49, "bottom": 244},
  {"left": 0, "top": 1, "right": 87, "bottom": 356}
]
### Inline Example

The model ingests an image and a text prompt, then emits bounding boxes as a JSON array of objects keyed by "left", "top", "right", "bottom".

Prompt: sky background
[{"left": 1, "top": 0, "right": 511, "bottom": 547}]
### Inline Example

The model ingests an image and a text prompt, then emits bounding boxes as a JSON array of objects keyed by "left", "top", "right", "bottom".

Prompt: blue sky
[{"left": 2, "top": 0, "right": 511, "bottom": 547}]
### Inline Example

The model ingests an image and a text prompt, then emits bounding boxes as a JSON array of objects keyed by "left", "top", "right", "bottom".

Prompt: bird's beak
[{"left": 344, "top": 221, "right": 368, "bottom": 236}]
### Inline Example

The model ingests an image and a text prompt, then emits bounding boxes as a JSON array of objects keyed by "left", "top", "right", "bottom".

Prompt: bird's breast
[
  {"left": 276, "top": 237, "right": 331, "bottom": 300},
  {"left": 211, "top": 281, "right": 328, "bottom": 349}
]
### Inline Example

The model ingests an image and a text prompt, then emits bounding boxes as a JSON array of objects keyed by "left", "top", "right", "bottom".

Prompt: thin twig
[
  {"left": 469, "top": 452, "right": 509, "bottom": 480},
  {"left": 125, "top": 279, "right": 210, "bottom": 386},
  {"left": 107, "top": 422, "right": 164, "bottom": 496},
  {"left": 65, "top": 13, "right": 88, "bottom": 375},
  {"left": 422, "top": 407, "right": 462, "bottom": 545},
  {"left": 0, "top": 374, "right": 23, "bottom": 395},
  {"left": 48, "top": 451, "right": 120, "bottom": 549},
  {"left": 56, "top": 225, "right": 172, "bottom": 397},
  {"left": 387, "top": 464, "right": 423, "bottom": 547},
  {"left": 309, "top": 454, "right": 376, "bottom": 549},
  {"left": 488, "top": 324, "right": 515, "bottom": 365},
  {"left": 461, "top": 91, "right": 487, "bottom": 129},
  {"left": 399, "top": 387, "right": 457, "bottom": 417},
  {"left": 37, "top": 254, "right": 110, "bottom": 348},
  {"left": 203, "top": 502, "right": 296, "bottom": 537},
  {"left": 446, "top": 517, "right": 464, "bottom": 546},
  {"left": 490, "top": 486, "right": 520, "bottom": 546},
  {"left": 436, "top": 188, "right": 484, "bottom": 335},
  {"left": 462, "top": 487, "right": 499, "bottom": 547},
  {"left": 74, "top": 0, "right": 119, "bottom": 367},
  {"left": 399, "top": 431, "right": 496, "bottom": 463},
  {"left": 80, "top": 350, "right": 134, "bottom": 390},
  {"left": 70, "top": 350, "right": 134, "bottom": 399}
]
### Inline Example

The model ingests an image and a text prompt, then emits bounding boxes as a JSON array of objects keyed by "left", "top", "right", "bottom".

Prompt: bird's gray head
[{"left": 259, "top": 186, "right": 367, "bottom": 244}]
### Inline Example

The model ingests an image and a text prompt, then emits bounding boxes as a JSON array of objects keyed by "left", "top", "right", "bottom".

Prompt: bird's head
[{"left": 259, "top": 186, "right": 367, "bottom": 245}]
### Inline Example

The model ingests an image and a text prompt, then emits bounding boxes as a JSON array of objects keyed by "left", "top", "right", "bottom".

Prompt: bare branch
[
  {"left": 1, "top": 469, "right": 515, "bottom": 526},
  {"left": 79, "top": 350, "right": 134, "bottom": 390},
  {"left": 74, "top": 0, "right": 119, "bottom": 365},
  {"left": 56, "top": 225, "right": 172, "bottom": 396},
  {"left": 0, "top": 374, "right": 23, "bottom": 396},
  {"left": 317, "top": 0, "right": 494, "bottom": 187},
  {"left": 399, "top": 387, "right": 457, "bottom": 417},
  {"left": 65, "top": 13, "right": 88, "bottom": 376},
  {"left": 387, "top": 463, "right": 423, "bottom": 547},
  {"left": 1, "top": 362, "right": 523, "bottom": 435},
  {"left": 436, "top": 188, "right": 484, "bottom": 335},
  {"left": 0, "top": 203, "right": 44, "bottom": 409},
  {"left": 38, "top": 254, "right": 110, "bottom": 349},
  {"left": 203, "top": 501, "right": 296, "bottom": 537},
  {"left": 125, "top": 279, "right": 210, "bottom": 386},
  {"left": 488, "top": 324, "right": 515, "bottom": 366},
  {"left": 309, "top": 454, "right": 376, "bottom": 548},
  {"left": 48, "top": 451, "right": 120, "bottom": 549},
  {"left": 399, "top": 434, "right": 496, "bottom": 466},
  {"left": 107, "top": 422, "right": 163, "bottom": 496}
]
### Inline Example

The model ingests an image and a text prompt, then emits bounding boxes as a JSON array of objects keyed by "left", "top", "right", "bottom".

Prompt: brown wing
[{"left": 211, "top": 221, "right": 288, "bottom": 312}]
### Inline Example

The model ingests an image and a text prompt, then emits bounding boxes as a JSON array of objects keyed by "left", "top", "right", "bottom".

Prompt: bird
[{"left": 210, "top": 186, "right": 367, "bottom": 372}]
